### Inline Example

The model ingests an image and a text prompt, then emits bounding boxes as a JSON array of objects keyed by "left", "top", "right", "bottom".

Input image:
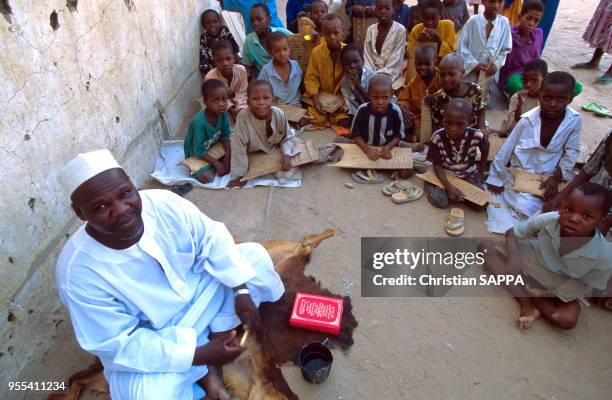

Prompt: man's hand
[
  {"left": 446, "top": 184, "right": 463, "bottom": 202},
  {"left": 366, "top": 146, "right": 380, "bottom": 161},
  {"left": 488, "top": 184, "right": 504, "bottom": 195},
  {"left": 381, "top": 145, "right": 393, "bottom": 159},
  {"left": 281, "top": 154, "right": 292, "bottom": 171},
  {"left": 540, "top": 176, "right": 559, "bottom": 201},
  {"left": 234, "top": 293, "right": 259, "bottom": 332},
  {"left": 199, "top": 331, "right": 244, "bottom": 365}
]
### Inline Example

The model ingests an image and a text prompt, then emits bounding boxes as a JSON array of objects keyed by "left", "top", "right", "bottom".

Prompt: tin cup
[{"left": 298, "top": 340, "right": 333, "bottom": 384}]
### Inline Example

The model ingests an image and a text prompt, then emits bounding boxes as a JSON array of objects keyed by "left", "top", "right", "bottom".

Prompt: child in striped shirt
[{"left": 425, "top": 98, "right": 488, "bottom": 210}]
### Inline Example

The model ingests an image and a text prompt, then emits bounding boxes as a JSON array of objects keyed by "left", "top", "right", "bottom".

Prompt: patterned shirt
[
  {"left": 426, "top": 127, "right": 486, "bottom": 179},
  {"left": 430, "top": 83, "right": 485, "bottom": 128},
  {"left": 199, "top": 27, "right": 240, "bottom": 75},
  {"left": 350, "top": 102, "right": 405, "bottom": 146},
  {"left": 583, "top": 130, "right": 611, "bottom": 191}
]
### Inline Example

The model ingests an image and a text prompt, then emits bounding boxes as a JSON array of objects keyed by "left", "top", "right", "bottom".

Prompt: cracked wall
[{"left": 0, "top": 0, "right": 215, "bottom": 392}]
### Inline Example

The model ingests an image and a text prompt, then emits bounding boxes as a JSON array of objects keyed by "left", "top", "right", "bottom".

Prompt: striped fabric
[
  {"left": 350, "top": 102, "right": 405, "bottom": 146},
  {"left": 426, "top": 128, "right": 486, "bottom": 179}
]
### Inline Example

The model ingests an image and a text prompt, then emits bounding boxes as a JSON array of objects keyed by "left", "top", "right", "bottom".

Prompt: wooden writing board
[
  {"left": 181, "top": 142, "right": 226, "bottom": 174},
  {"left": 241, "top": 140, "right": 321, "bottom": 181},
  {"left": 300, "top": 92, "right": 344, "bottom": 114},
  {"left": 329, "top": 143, "right": 413, "bottom": 169},
  {"left": 420, "top": 101, "right": 433, "bottom": 144},
  {"left": 275, "top": 103, "right": 307, "bottom": 123},
  {"left": 416, "top": 168, "right": 499, "bottom": 207},
  {"left": 509, "top": 168, "right": 568, "bottom": 197}
]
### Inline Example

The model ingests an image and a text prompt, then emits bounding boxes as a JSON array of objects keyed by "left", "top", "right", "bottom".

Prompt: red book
[{"left": 289, "top": 292, "right": 344, "bottom": 336}]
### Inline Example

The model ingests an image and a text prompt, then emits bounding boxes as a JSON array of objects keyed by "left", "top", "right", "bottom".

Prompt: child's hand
[
  {"left": 297, "top": 11, "right": 307, "bottom": 19},
  {"left": 223, "top": 157, "right": 231, "bottom": 176},
  {"left": 426, "top": 29, "right": 442, "bottom": 43},
  {"left": 417, "top": 31, "right": 431, "bottom": 42},
  {"left": 540, "top": 176, "right": 559, "bottom": 201},
  {"left": 312, "top": 96, "right": 325, "bottom": 114},
  {"left": 447, "top": 184, "right": 463, "bottom": 202},
  {"left": 281, "top": 154, "right": 292, "bottom": 171},
  {"left": 348, "top": 69, "right": 360, "bottom": 87},
  {"left": 485, "top": 64, "right": 497, "bottom": 77},
  {"left": 227, "top": 178, "right": 246, "bottom": 188},
  {"left": 488, "top": 184, "right": 504, "bottom": 195},
  {"left": 353, "top": 5, "right": 365, "bottom": 16},
  {"left": 366, "top": 146, "right": 380, "bottom": 161},
  {"left": 381, "top": 145, "right": 393, "bottom": 160},
  {"left": 365, "top": 6, "right": 376, "bottom": 16},
  {"left": 213, "top": 160, "right": 227, "bottom": 177}
]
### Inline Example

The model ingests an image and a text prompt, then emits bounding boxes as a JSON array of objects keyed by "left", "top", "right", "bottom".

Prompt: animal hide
[{"left": 50, "top": 229, "right": 358, "bottom": 400}]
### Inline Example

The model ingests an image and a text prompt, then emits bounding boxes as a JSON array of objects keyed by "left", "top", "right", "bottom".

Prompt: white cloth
[
  {"left": 56, "top": 189, "right": 284, "bottom": 399},
  {"left": 363, "top": 21, "right": 406, "bottom": 91},
  {"left": 458, "top": 13, "right": 512, "bottom": 75},
  {"left": 59, "top": 149, "right": 121, "bottom": 196},
  {"left": 485, "top": 107, "right": 582, "bottom": 233}
]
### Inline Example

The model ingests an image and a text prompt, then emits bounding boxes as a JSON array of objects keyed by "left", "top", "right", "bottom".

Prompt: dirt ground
[{"left": 22, "top": 1, "right": 611, "bottom": 399}]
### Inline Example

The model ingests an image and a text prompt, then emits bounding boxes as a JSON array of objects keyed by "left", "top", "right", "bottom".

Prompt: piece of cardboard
[
  {"left": 329, "top": 143, "right": 413, "bottom": 169},
  {"left": 181, "top": 142, "right": 226, "bottom": 174},
  {"left": 416, "top": 168, "right": 500, "bottom": 207},
  {"left": 300, "top": 92, "right": 344, "bottom": 114},
  {"left": 275, "top": 103, "right": 307, "bottom": 123},
  {"left": 509, "top": 168, "right": 568, "bottom": 197},
  {"left": 241, "top": 140, "right": 320, "bottom": 181}
]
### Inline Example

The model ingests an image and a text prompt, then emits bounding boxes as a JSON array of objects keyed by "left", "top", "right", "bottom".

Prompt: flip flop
[
  {"left": 581, "top": 102, "right": 612, "bottom": 117},
  {"left": 391, "top": 185, "right": 423, "bottom": 204},
  {"left": 351, "top": 169, "right": 384, "bottom": 184},
  {"left": 445, "top": 208, "right": 465, "bottom": 236},
  {"left": 382, "top": 180, "right": 414, "bottom": 196},
  {"left": 595, "top": 75, "right": 612, "bottom": 85}
]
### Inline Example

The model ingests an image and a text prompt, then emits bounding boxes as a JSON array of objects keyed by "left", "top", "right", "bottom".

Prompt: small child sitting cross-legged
[
  {"left": 340, "top": 44, "right": 376, "bottom": 117},
  {"left": 228, "top": 80, "right": 300, "bottom": 187},
  {"left": 480, "top": 183, "right": 612, "bottom": 330},
  {"left": 350, "top": 74, "right": 413, "bottom": 182},
  {"left": 425, "top": 98, "right": 488, "bottom": 211},
  {"left": 258, "top": 32, "right": 303, "bottom": 106},
  {"left": 205, "top": 39, "right": 248, "bottom": 121},
  {"left": 184, "top": 79, "right": 232, "bottom": 183}
]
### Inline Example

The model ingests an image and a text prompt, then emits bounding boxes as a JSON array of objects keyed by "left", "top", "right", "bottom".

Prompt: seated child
[
  {"left": 393, "top": 0, "right": 411, "bottom": 30},
  {"left": 221, "top": 0, "right": 283, "bottom": 34},
  {"left": 480, "top": 183, "right": 612, "bottom": 330},
  {"left": 499, "top": 58, "right": 546, "bottom": 137},
  {"left": 243, "top": 3, "right": 292, "bottom": 76},
  {"left": 408, "top": 0, "right": 457, "bottom": 61},
  {"left": 184, "top": 79, "right": 232, "bottom": 183},
  {"left": 205, "top": 40, "right": 248, "bottom": 121},
  {"left": 425, "top": 98, "right": 488, "bottom": 210},
  {"left": 428, "top": 53, "right": 486, "bottom": 134},
  {"left": 303, "top": 0, "right": 329, "bottom": 40},
  {"left": 258, "top": 32, "right": 302, "bottom": 106},
  {"left": 341, "top": 44, "right": 377, "bottom": 116},
  {"left": 499, "top": 0, "right": 544, "bottom": 95},
  {"left": 351, "top": 74, "right": 412, "bottom": 179},
  {"left": 199, "top": 9, "right": 240, "bottom": 77},
  {"left": 486, "top": 72, "right": 582, "bottom": 234},
  {"left": 545, "top": 131, "right": 612, "bottom": 235},
  {"left": 286, "top": 0, "right": 314, "bottom": 33},
  {"left": 458, "top": 0, "right": 512, "bottom": 83},
  {"left": 441, "top": 0, "right": 469, "bottom": 32},
  {"left": 229, "top": 80, "right": 300, "bottom": 187},
  {"left": 304, "top": 14, "right": 352, "bottom": 127},
  {"left": 408, "top": 2, "right": 424, "bottom": 32},
  {"left": 364, "top": 0, "right": 407, "bottom": 91},
  {"left": 398, "top": 44, "right": 441, "bottom": 136}
]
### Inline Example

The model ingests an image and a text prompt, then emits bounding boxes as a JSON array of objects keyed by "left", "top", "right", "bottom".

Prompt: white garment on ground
[
  {"left": 458, "top": 13, "right": 512, "bottom": 75},
  {"left": 485, "top": 106, "right": 582, "bottom": 233},
  {"left": 363, "top": 21, "right": 407, "bottom": 90},
  {"left": 56, "top": 189, "right": 284, "bottom": 400}
]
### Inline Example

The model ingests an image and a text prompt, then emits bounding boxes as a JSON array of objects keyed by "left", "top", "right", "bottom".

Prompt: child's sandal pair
[
  {"left": 383, "top": 180, "right": 424, "bottom": 204},
  {"left": 352, "top": 169, "right": 385, "bottom": 184}
]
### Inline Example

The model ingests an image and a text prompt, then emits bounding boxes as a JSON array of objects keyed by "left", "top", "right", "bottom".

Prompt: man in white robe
[
  {"left": 56, "top": 149, "right": 284, "bottom": 399},
  {"left": 486, "top": 106, "right": 582, "bottom": 233}
]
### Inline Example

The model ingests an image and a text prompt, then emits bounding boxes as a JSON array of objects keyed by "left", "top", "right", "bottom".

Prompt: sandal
[
  {"left": 352, "top": 169, "right": 384, "bottom": 184},
  {"left": 383, "top": 180, "right": 414, "bottom": 196},
  {"left": 391, "top": 185, "right": 423, "bottom": 203},
  {"left": 595, "top": 75, "right": 612, "bottom": 85},
  {"left": 571, "top": 62, "right": 597, "bottom": 70},
  {"left": 581, "top": 102, "right": 612, "bottom": 117},
  {"left": 445, "top": 208, "right": 465, "bottom": 236}
]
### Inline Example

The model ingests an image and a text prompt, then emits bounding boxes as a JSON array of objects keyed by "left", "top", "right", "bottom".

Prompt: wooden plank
[
  {"left": 416, "top": 168, "right": 499, "bottom": 207},
  {"left": 300, "top": 92, "right": 344, "bottom": 114},
  {"left": 241, "top": 140, "right": 321, "bottom": 181},
  {"left": 181, "top": 142, "right": 226, "bottom": 174},
  {"left": 329, "top": 143, "right": 413, "bottom": 169},
  {"left": 275, "top": 103, "right": 307, "bottom": 123},
  {"left": 509, "top": 168, "right": 568, "bottom": 197},
  {"left": 420, "top": 101, "right": 432, "bottom": 144}
]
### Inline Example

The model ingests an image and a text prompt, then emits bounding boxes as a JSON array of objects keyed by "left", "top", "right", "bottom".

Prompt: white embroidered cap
[{"left": 59, "top": 149, "right": 122, "bottom": 196}]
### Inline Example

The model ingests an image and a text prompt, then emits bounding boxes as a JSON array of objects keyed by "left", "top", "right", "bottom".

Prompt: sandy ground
[{"left": 19, "top": 1, "right": 611, "bottom": 399}]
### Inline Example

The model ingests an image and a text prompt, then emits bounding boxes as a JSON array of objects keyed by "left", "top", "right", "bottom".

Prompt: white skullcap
[{"left": 58, "top": 149, "right": 122, "bottom": 196}]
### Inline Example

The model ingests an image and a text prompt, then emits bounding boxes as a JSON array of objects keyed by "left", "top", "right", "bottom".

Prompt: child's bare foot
[
  {"left": 200, "top": 366, "right": 231, "bottom": 400},
  {"left": 517, "top": 305, "right": 541, "bottom": 330}
]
